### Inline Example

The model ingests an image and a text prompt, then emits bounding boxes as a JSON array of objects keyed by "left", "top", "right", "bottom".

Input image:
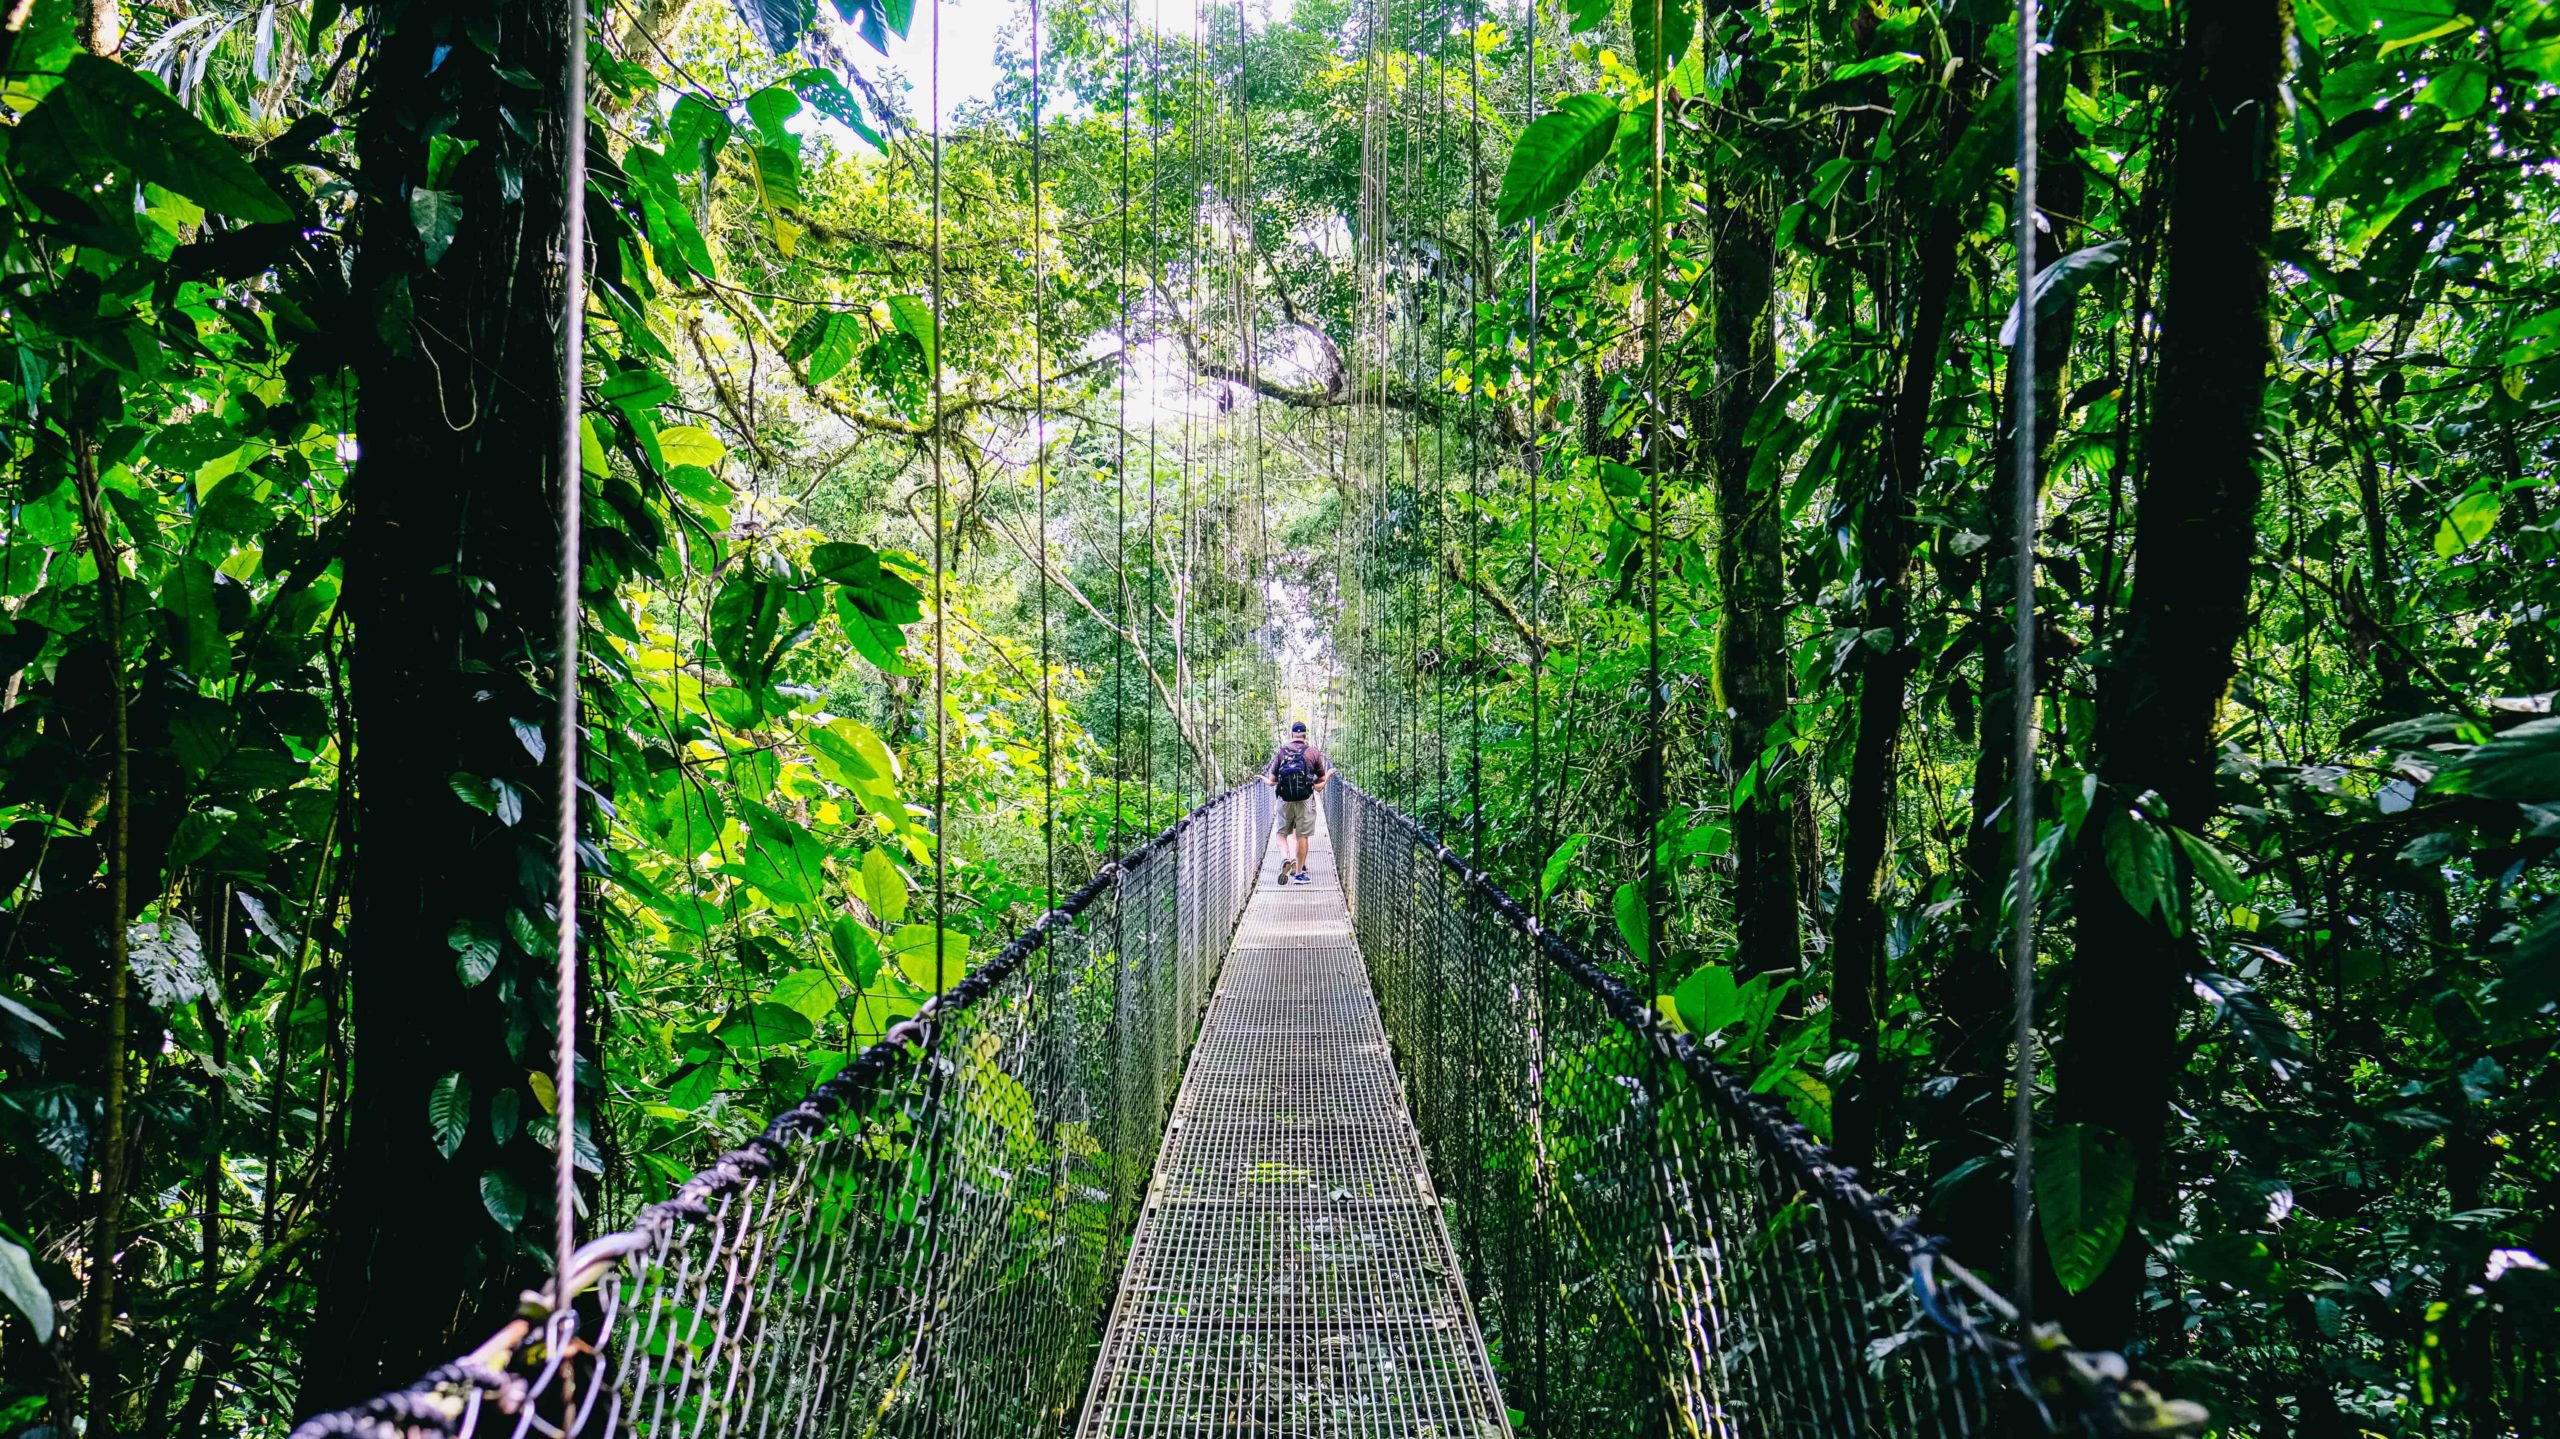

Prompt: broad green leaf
[
  {"left": 2191, "top": 972, "right": 2308, "bottom": 1086},
  {"left": 2497, "top": 310, "right": 2560, "bottom": 365},
  {"left": 2432, "top": 487, "right": 2500, "bottom": 558},
  {"left": 2103, "top": 807, "right": 2180, "bottom": 934},
  {"left": 768, "top": 968, "right": 840, "bottom": 1024},
  {"left": 1612, "top": 882, "right": 1651, "bottom": 969},
  {"left": 1999, "top": 240, "right": 2129, "bottom": 347},
  {"left": 714, "top": 1002, "right": 815, "bottom": 1048},
  {"left": 18, "top": 55, "right": 292, "bottom": 222},
  {"left": 791, "top": 68, "right": 884, "bottom": 150},
  {"left": 1831, "top": 52, "right": 1923, "bottom": 82},
  {"left": 731, "top": 0, "right": 817, "bottom": 54},
  {"left": 428, "top": 1071, "right": 470, "bottom": 1159},
  {"left": 830, "top": 915, "right": 886, "bottom": 986},
  {"left": 2171, "top": 829, "right": 2252, "bottom": 907},
  {"left": 1672, "top": 962, "right": 1741, "bottom": 1036},
  {"left": 160, "top": 558, "right": 225, "bottom": 677},
  {"left": 888, "top": 924, "right": 971, "bottom": 992},
  {"left": 1495, "top": 93, "right": 1620, "bottom": 227},
  {"left": 659, "top": 425, "right": 728, "bottom": 469},
  {"left": 1539, "top": 832, "right": 1588, "bottom": 899},
  {"left": 411, "top": 188, "right": 463, "bottom": 265},
  {"left": 887, "top": 295, "right": 938, "bottom": 373},
  {"left": 861, "top": 848, "right": 908, "bottom": 924},
  {"left": 2036, "top": 1123, "right": 2135, "bottom": 1295},
  {"left": 448, "top": 920, "right": 500, "bottom": 986},
  {"left": 598, "top": 368, "right": 676, "bottom": 413},
  {"left": 667, "top": 1060, "right": 720, "bottom": 1111},
  {"left": 788, "top": 310, "right": 863, "bottom": 384},
  {"left": 2432, "top": 718, "right": 2560, "bottom": 801},
  {"left": 744, "top": 85, "right": 801, "bottom": 140},
  {"left": 480, "top": 1168, "right": 527, "bottom": 1232},
  {"left": 0, "top": 1236, "right": 53, "bottom": 1343}
]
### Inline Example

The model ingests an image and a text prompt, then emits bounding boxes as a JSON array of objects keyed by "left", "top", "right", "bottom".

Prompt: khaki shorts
[{"left": 1277, "top": 798, "right": 1316, "bottom": 837}]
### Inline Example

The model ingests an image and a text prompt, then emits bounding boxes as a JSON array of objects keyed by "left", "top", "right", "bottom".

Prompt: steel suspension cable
[
  {"left": 2008, "top": 0, "right": 2043, "bottom": 1320},
  {"left": 550, "top": 0, "right": 590, "bottom": 1320},
  {"left": 1523, "top": 0, "right": 1547, "bottom": 921},
  {"left": 1639, "top": 0, "right": 1669, "bottom": 992},
  {"left": 930, "top": 0, "right": 950, "bottom": 992},
  {"left": 1033, "top": 0, "right": 1057, "bottom": 908}
]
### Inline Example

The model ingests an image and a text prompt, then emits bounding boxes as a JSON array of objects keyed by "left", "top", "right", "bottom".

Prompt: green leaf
[
  {"left": 1671, "top": 963, "right": 1741, "bottom": 1036},
  {"left": 448, "top": 916, "right": 501, "bottom": 983},
  {"left": 160, "top": 558, "right": 225, "bottom": 677},
  {"left": 714, "top": 1002, "right": 815, "bottom": 1048},
  {"left": 2036, "top": 1123, "right": 2136, "bottom": 1295},
  {"left": 2498, "top": 310, "right": 2560, "bottom": 365},
  {"left": 888, "top": 924, "right": 971, "bottom": 992},
  {"left": 2103, "top": 807, "right": 2181, "bottom": 934},
  {"left": 1831, "top": 52, "right": 1924, "bottom": 82},
  {"left": 2191, "top": 972, "right": 2308, "bottom": 1086},
  {"left": 788, "top": 311, "right": 863, "bottom": 384},
  {"left": 830, "top": 915, "right": 886, "bottom": 986},
  {"left": 861, "top": 848, "right": 908, "bottom": 924},
  {"left": 886, "top": 295, "right": 937, "bottom": 373},
  {"left": 659, "top": 425, "right": 728, "bottom": 469},
  {"left": 18, "top": 55, "right": 292, "bottom": 222},
  {"left": 428, "top": 1071, "right": 471, "bottom": 1159},
  {"left": 0, "top": 1236, "right": 53, "bottom": 1344},
  {"left": 2171, "top": 829, "right": 2252, "bottom": 907},
  {"left": 1999, "top": 240, "right": 2129, "bottom": 347},
  {"left": 490, "top": 1087, "right": 521, "bottom": 1145},
  {"left": 1629, "top": 0, "right": 1694, "bottom": 78},
  {"left": 598, "top": 368, "right": 676, "bottom": 413},
  {"left": 791, "top": 67, "right": 885, "bottom": 149},
  {"left": 667, "top": 1059, "right": 721, "bottom": 1111},
  {"left": 1612, "top": 882, "right": 1651, "bottom": 969},
  {"left": 480, "top": 1168, "right": 527, "bottom": 1232},
  {"left": 1539, "top": 833, "right": 1588, "bottom": 899},
  {"left": 730, "top": 0, "right": 817, "bottom": 54},
  {"left": 768, "top": 968, "right": 840, "bottom": 1023},
  {"left": 735, "top": 799, "right": 827, "bottom": 906},
  {"left": 2432, "top": 718, "right": 2560, "bottom": 801},
  {"left": 744, "top": 85, "right": 802, "bottom": 140},
  {"left": 1495, "top": 93, "right": 1620, "bottom": 227},
  {"left": 2432, "top": 486, "right": 2501, "bottom": 558},
  {"left": 410, "top": 188, "right": 463, "bottom": 265}
]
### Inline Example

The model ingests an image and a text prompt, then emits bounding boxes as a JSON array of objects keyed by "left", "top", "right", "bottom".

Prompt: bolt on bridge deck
[{"left": 1079, "top": 819, "right": 1511, "bottom": 1439}]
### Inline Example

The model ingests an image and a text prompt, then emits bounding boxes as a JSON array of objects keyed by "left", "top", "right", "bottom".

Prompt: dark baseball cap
[{"left": 1290, "top": 720, "right": 1307, "bottom": 733}]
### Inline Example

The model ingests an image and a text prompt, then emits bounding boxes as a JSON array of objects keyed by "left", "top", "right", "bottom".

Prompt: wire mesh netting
[
  {"left": 292, "top": 784, "right": 1274, "bottom": 1439},
  {"left": 1322, "top": 782, "right": 2202, "bottom": 1439}
]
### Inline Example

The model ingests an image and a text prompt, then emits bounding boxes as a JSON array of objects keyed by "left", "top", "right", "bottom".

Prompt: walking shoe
[{"left": 1293, "top": 869, "right": 1313, "bottom": 884}]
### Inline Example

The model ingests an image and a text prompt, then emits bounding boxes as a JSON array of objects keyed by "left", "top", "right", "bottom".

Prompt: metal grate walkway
[{"left": 1079, "top": 816, "right": 1511, "bottom": 1439}]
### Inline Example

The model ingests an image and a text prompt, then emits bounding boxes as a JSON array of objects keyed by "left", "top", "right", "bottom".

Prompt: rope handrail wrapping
[
  {"left": 1322, "top": 779, "right": 2206, "bottom": 1438},
  {"left": 292, "top": 782, "right": 1275, "bottom": 1439}
]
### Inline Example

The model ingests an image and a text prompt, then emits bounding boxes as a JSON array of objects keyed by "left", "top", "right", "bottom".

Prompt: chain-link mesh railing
[
  {"left": 292, "top": 783, "right": 1274, "bottom": 1439},
  {"left": 1324, "top": 780, "right": 2205, "bottom": 1439}
]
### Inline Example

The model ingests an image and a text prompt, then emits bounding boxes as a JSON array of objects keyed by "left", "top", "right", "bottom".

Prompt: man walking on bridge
[{"left": 1262, "top": 721, "right": 1331, "bottom": 885}]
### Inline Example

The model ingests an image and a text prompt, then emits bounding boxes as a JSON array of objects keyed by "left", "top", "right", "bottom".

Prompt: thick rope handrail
[
  {"left": 1329, "top": 778, "right": 2205, "bottom": 1437},
  {"left": 289, "top": 782, "right": 1264, "bottom": 1439}
]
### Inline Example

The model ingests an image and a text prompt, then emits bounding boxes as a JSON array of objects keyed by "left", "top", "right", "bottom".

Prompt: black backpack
[{"left": 1273, "top": 744, "right": 1316, "bottom": 801}]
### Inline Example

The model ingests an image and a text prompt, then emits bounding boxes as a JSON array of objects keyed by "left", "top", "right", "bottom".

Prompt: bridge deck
[{"left": 1079, "top": 816, "right": 1511, "bottom": 1439}]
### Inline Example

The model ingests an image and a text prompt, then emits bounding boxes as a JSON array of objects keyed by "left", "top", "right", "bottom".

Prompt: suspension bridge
[{"left": 292, "top": 779, "right": 2195, "bottom": 1439}]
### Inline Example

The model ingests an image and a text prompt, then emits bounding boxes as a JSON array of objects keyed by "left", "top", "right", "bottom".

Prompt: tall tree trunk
[
  {"left": 301, "top": 0, "right": 575, "bottom": 1408},
  {"left": 73, "top": 431, "right": 133, "bottom": 1436},
  {"left": 1831, "top": 188, "right": 1963, "bottom": 1171},
  {"left": 1710, "top": 184, "right": 1800, "bottom": 982},
  {"left": 2057, "top": 0, "right": 2283, "bottom": 1350}
]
